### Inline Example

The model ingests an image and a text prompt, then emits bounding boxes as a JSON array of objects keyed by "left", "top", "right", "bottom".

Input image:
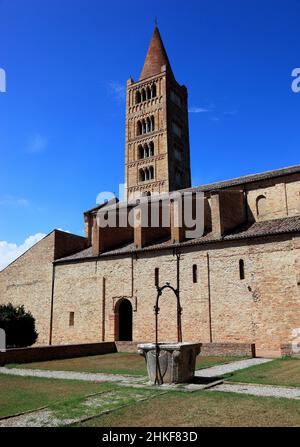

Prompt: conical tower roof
[{"left": 139, "top": 26, "right": 174, "bottom": 81}]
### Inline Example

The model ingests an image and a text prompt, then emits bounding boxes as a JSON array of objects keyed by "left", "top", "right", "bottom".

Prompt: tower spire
[{"left": 139, "top": 26, "right": 174, "bottom": 81}]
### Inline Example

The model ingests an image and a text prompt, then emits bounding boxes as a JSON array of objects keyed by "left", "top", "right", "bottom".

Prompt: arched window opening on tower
[
  {"left": 146, "top": 117, "right": 151, "bottom": 133},
  {"left": 256, "top": 195, "right": 267, "bottom": 216},
  {"left": 149, "top": 166, "right": 154, "bottom": 180},
  {"left": 138, "top": 142, "right": 154, "bottom": 159},
  {"left": 135, "top": 84, "right": 157, "bottom": 103},
  {"left": 138, "top": 145, "right": 144, "bottom": 159},
  {"left": 149, "top": 141, "right": 154, "bottom": 156},
  {"left": 151, "top": 84, "right": 157, "bottom": 98},
  {"left": 192, "top": 265, "right": 198, "bottom": 283},
  {"left": 139, "top": 166, "right": 154, "bottom": 182},
  {"left": 137, "top": 121, "right": 142, "bottom": 136},
  {"left": 239, "top": 259, "right": 245, "bottom": 280},
  {"left": 135, "top": 91, "right": 141, "bottom": 104},
  {"left": 151, "top": 116, "right": 155, "bottom": 132},
  {"left": 139, "top": 169, "right": 146, "bottom": 182}
]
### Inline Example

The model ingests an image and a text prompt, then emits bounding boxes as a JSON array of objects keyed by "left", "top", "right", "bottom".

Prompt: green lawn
[
  {"left": 76, "top": 389, "right": 300, "bottom": 427},
  {"left": 10, "top": 353, "right": 247, "bottom": 376},
  {"left": 226, "top": 358, "right": 300, "bottom": 388},
  {"left": 0, "top": 374, "right": 113, "bottom": 419},
  {"left": 1, "top": 373, "right": 300, "bottom": 427}
]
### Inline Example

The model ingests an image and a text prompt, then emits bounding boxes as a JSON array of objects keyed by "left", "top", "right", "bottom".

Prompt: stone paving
[
  {"left": 0, "top": 366, "right": 146, "bottom": 384},
  {"left": 195, "top": 358, "right": 273, "bottom": 378},
  {"left": 211, "top": 383, "right": 300, "bottom": 400}
]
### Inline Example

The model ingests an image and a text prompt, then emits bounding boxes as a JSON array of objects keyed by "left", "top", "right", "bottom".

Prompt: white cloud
[
  {"left": 27, "top": 133, "right": 48, "bottom": 153},
  {"left": 188, "top": 107, "right": 210, "bottom": 113},
  {"left": 108, "top": 81, "right": 126, "bottom": 101},
  {"left": 0, "top": 233, "right": 46, "bottom": 271},
  {"left": 0, "top": 196, "right": 29, "bottom": 207}
]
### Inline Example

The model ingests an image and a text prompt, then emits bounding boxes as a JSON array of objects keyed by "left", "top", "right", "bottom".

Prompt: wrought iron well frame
[{"left": 153, "top": 255, "right": 182, "bottom": 385}]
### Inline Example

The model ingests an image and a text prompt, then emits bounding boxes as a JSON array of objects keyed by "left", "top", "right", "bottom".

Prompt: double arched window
[
  {"left": 137, "top": 116, "right": 155, "bottom": 136},
  {"left": 139, "top": 166, "right": 154, "bottom": 182},
  {"left": 138, "top": 141, "right": 154, "bottom": 159},
  {"left": 135, "top": 84, "right": 157, "bottom": 104}
]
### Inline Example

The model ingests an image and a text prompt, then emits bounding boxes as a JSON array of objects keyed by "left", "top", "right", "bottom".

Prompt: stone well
[{"left": 138, "top": 342, "right": 201, "bottom": 384}]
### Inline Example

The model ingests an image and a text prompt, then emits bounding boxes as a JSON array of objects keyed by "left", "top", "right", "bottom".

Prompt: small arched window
[
  {"left": 239, "top": 259, "right": 245, "bottom": 280},
  {"left": 142, "top": 119, "right": 147, "bottom": 134},
  {"left": 69, "top": 312, "right": 75, "bottom": 326},
  {"left": 155, "top": 268, "right": 159, "bottom": 287},
  {"left": 141, "top": 89, "right": 146, "bottom": 102},
  {"left": 256, "top": 195, "right": 267, "bottom": 216},
  {"left": 193, "top": 264, "right": 198, "bottom": 283}
]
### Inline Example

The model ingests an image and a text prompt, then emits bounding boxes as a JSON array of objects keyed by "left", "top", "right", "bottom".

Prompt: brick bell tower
[{"left": 124, "top": 26, "right": 191, "bottom": 200}]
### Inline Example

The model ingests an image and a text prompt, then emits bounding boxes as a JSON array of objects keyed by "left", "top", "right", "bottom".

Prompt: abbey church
[{"left": 1, "top": 27, "right": 300, "bottom": 357}]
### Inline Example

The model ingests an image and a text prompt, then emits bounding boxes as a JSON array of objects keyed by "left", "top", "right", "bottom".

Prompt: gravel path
[
  {"left": 195, "top": 358, "right": 273, "bottom": 378},
  {"left": 0, "top": 367, "right": 146, "bottom": 384},
  {"left": 210, "top": 383, "right": 300, "bottom": 400}
]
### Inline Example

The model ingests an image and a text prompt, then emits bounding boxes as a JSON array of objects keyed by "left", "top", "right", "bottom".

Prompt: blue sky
[{"left": 0, "top": 0, "right": 299, "bottom": 266}]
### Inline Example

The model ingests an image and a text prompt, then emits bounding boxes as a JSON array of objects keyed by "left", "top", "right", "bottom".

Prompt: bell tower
[{"left": 124, "top": 27, "right": 191, "bottom": 200}]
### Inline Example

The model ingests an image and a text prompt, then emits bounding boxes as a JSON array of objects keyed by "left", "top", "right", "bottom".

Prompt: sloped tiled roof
[{"left": 55, "top": 215, "right": 300, "bottom": 264}]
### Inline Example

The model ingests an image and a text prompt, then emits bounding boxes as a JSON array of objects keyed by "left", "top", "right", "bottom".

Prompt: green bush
[{"left": 0, "top": 303, "right": 38, "bottom": 348}]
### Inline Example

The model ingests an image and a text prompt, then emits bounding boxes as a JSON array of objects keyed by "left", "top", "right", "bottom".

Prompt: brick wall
[
  {"left": 48, "top": 234, "right": 300, "bottom": 352},
  {"left": 0, "top": 230, "right": 88, "bottom": 345}
]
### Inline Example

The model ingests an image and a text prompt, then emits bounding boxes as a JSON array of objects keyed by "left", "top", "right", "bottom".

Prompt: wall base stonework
[
  {"left": 281, "top": 344, "right": 300, "bottom": 358},
  {"left": 0, "top": 341, "right": 258, "bottom": 366},
  {"left": 116, "top": 341, "right": 256, "bottom": 357},
  {"left": 0, "top": 342, "right": 116, "bottom": 366},
  {"left": 199, "top": 343, "right": 256, "bottom": 358}
]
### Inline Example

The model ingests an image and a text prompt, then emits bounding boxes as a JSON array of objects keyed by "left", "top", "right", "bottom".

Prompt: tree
[{"left": 0, "top": 303, "right": 38, "bottom": 348}]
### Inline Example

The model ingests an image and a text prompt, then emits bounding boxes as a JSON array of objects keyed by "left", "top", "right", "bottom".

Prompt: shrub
[{"left": 0, "top": 303, "right": 38, "bottom": 348}]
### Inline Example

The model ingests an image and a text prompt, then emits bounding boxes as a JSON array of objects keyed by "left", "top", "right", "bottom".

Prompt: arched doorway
[{"left": 115, "top": 299, "right": 133, "bottom": 341}]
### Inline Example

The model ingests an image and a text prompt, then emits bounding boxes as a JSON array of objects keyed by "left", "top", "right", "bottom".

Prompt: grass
[
  {"left": 76, "top": 389, "right": 300, "bottom": 427},
  {"left": 10, "top": 353, "right": 247, "bottom": 376},
  {"left": 50, "top": 387, "right": 161, "bottom": 422},
  {"left": 226, "top": 357, "right": 300, "bottom": 388},
  {"left": 1, "top": 371, "right": 300, "bottom": 427},
  {"left": 0, "top": 374, "right": 114, "bottom": 419}
]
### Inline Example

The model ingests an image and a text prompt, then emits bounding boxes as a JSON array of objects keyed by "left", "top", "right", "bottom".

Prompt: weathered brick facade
[{"left": 0, "top": 27, "right": 299, "bottom": 356}]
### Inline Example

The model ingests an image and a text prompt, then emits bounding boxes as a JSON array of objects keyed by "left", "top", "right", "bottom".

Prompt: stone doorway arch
[{"left": 114, "top": 298, "right": 133, "bottom": 341}]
